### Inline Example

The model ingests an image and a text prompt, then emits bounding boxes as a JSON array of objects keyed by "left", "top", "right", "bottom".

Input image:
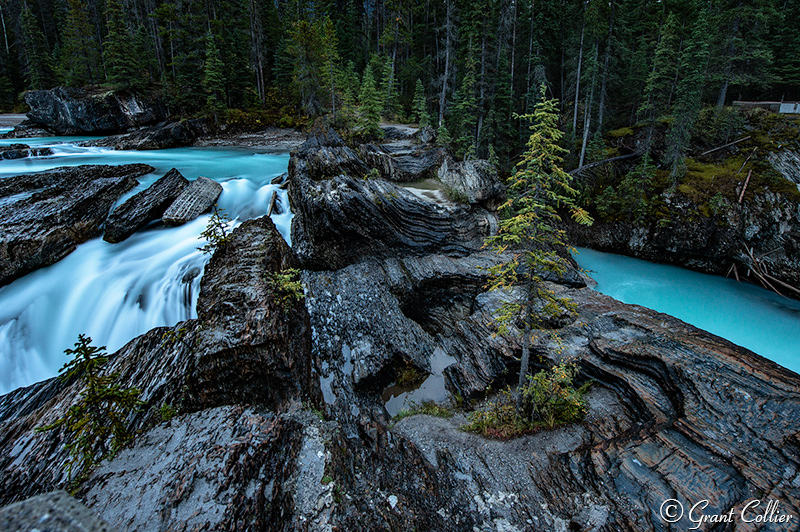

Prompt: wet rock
[
  {"left": 22, "top": 87, "right": 167, "bottom": 135},
  {"left": 358, "top": 144, "right": 447, "bottom": 182},
  {"left": 81, "top": 406, "right": 302, "bottom": 532},
  {"left": 0, "top": 491, "right": 111, "bottom": 532},
  {"left": 0, "top": 216, "right": 314, "bottom": 504},
  {"left": 569, "top": 187, "right": 800, "bottom": 291},
  {"left": 288, "top": 129, "right": 497, "bottom": 270},
  {"left": 0, "top": 124, "right": 53, "bottom": 139},
  {"left": 0, "top": 164, "right": 153, "bottom": 287},
  {"left": 103, "top": 168, "right": 189, "bottom": 243},
  {"left": 85, "top": 120, "right": 206, "bottom": 150},
  {"left": 437, "top": 156, "right": 506, "bottom": 210},
  {"left": 0, "top": 144, "right": 54, "bottom": 159},
  {"left": 289, "top": 126, "right": 369, "bottom": 180},
  {"left": 161, "top": 176, "right": 223, "bottom": 226}
]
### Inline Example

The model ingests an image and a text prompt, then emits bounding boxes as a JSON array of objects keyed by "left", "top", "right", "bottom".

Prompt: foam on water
[
  {"left": 0, "top": 139, "right": 291, "bottom": 394},
  {"left": 573, "top": 247, "right": 800, "bottom": 374}
]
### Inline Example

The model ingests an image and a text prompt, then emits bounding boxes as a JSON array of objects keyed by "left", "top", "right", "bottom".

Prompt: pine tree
[
  {"left": 202, "top": 31, "right": 226, "bottom": 115},
  {"left": 358, "top": 67, "right": 383, "bottom": 138},
  {"left": 103, "top": 0, "right": 141, "bottom": 89},
  {"left": 57, "top": 0, "right": 101, "bottom": 86},
  {"left": 637, "top": 12, "right": 680, "bottom": 153},
  {"left": 484, "top": 85, "right": 592, "bottom": 415},
  {"left": 20, "top": 2, "right": 54, "bottom": 90},
  {"left": 380, "top": 55, "right": 397, "bottom": 119},
  {"left": 666, "top": 5, "right": 710, "bottom": 181},
  {"left": 452, "top": 51, "right": 478, "bottom": 159},
  {"left": 412, "top": 78, "right": 430, "bottom": 126}
]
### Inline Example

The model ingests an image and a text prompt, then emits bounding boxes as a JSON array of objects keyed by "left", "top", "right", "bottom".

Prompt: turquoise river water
[
  {"left": 0, "top": 137, "right": 290, "bottom": 394},
  {"left": 573, "top": 247, "right": 800, "bottom": 374}
]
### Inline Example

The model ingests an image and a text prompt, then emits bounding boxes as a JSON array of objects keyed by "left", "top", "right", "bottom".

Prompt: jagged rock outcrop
[
  {"left": 288, "top": 127, "right": 369, "bottom": 180},
  {"left": 161, "top": 176, "right": 223, "bottom": 226},
  {"left": 289, "top": 172, "right": 496, "bottom": 270},
  {"left": 288, "top": 129, "right": 497, "bottom": 270},
  {"left": 768, "top": 149, "right": 800, "bottom": 189},
  {"left": 437, "top": 156, "right": 507, "bottom": 210},
  {"left": 0, "top": 143, "right": 54, "bottom": 159},
  {"left": 0, "top": 164, "right": 153, "bottom": 287},
  {"left": 85, "top": 120, "right": 206, "bottom": 151},
  {"left": 569, "top": 187, "right": 800, "bottom": 291},
  {"left": 0, "top": 216, "right": 314, "bottom": 505},
  {"left": 302, "top": 249, "right": 800, "bottom": 531},
  {"left": 21, "top": 87, "right": 167, "bottom": 135},
  {"left": 358, "top": 143, "right": 447, "bottom": 182},
  {"left": 103, "top": 168, "right": 189, "bottom": 243}
]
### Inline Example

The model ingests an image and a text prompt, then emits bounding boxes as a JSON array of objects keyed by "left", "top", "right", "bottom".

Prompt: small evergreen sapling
[
  {"left": 198, "top": 205, "right": 232, "bottom": 254},
  {"left": 38, "top": 335, "right": 143, "bottom": 483}
]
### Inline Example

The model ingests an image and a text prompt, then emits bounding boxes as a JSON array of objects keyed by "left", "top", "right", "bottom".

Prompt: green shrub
[
  {"left": 266, "top": 268, "right": 305, "bottom": 313},
  {"left": 462, "top": 362, "right": 590, "bottom": 438}
]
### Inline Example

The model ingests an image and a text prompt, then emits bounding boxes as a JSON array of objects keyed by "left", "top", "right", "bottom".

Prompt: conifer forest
[{"left": 1, "top": 0, "right": 797, "bottom": 168}]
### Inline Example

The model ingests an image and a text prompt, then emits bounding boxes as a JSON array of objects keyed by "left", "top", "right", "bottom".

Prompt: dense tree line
[{"left": 0, "top": 0, "right": 798, "bottom": 166}]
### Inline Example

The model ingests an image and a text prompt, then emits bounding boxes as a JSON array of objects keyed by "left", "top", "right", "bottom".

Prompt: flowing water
[
  {"left": 0, "top": 138, "right": 291, "bottom": 394},
  {"left": 573, "top": 247, "right": 800, "bottom": 374}
]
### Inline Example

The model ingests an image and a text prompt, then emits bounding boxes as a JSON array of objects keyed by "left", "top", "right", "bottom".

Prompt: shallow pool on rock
[
  {"left": 573, "top": 247, "right": 800, "bottom": 374},
  {"left": 0, "top": 138, "right": 291, "bottom": 394}
]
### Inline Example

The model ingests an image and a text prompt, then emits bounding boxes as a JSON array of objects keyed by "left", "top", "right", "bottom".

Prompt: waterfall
[{"left": 0, "top": 140, "right": 291, "bottom": 394}]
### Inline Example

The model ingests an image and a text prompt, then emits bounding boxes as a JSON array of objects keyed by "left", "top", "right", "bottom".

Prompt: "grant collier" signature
[{"left": 660, "top": 498, "right": 794, "bottom": 529}]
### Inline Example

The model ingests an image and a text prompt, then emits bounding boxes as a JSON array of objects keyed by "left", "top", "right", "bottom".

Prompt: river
[
  {"left": 573, "top": 247, "right": 800, "bottom": 374},
  {"left": 0, "top": 137, "right": 291, "bottom": 394}
]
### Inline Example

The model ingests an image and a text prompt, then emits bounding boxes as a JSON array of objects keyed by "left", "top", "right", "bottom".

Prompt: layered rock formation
[
  {"left": 20, "top": 87, "right": 167, "bottom": 135},
  {"left": 103, "top": 168, "right": 189, "bottom": 243},
  {"left": 288, "top": 128, "right": 498, "bottom": 270},
  {"left": 85, "top": 120, "right": 206, "bottom": 150},
  {"left": 0, "top": 164, "right": 153, "bottom": 287},
  {"left": 162, "top": 176, "right": 223, "bottom": 225},
  {"left": 0, "top": 216, "right": 313, "bottom": 505}
]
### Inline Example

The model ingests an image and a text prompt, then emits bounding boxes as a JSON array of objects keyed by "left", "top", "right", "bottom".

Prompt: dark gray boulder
[
  {"left": 0, "top": 164, "right": 153, "bottom": 287},
  {"left": 437, "top": 156, "right": 506, "bottom": 210},
  {"left": 288, "top": 127, "right": 369, "bottom": 180},
  {"left": 358, "top": 143, "right": 447, "bottom": 182},
  {"left": 85, "top": 120, "right": 206, "bottom": 151},
  {"left": 22, "top": 87, "right": 167, "bottom": 135},
  {"left": 161, "top": 176, "right": 223, "bottom": 226},
  {"left": 289, "top": 171, "right": 497, "bottom": 270},
  {"left": 103, "top": 168, "right": 190, "bottom": 243},
  {"left": 0, "top": 144, "right": 54, "bottom": 159},
  {"left": 288, "top": 129, "right": 497, "bottom": 270}
]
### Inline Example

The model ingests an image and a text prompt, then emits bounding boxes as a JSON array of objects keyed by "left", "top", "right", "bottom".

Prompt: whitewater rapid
[{"left": 0, "top": 139, "right": 291, "bottom": 394}]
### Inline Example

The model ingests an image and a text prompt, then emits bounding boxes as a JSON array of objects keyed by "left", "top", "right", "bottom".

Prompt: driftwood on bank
[
  {"left": 700, "top": 136, "right": 751, "bottom": 156},
  {"left": 568, "top": 153, "right": 640, "bottom": 176}
]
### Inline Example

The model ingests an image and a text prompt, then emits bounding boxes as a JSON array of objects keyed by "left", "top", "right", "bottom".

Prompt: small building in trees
[{"left": 732, "top": 100, "right": 800, "bottom": 114}]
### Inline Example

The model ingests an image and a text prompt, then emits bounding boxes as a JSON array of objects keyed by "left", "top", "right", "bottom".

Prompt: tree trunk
[
  {"left": 439, "top": 0, "right": 453, "bottom": 127},
  {"left": 516, "top": 315, "right": 531, "bottom": 415},
  {"left": 597, "top": 0, "right": 615, "bottom": 131},
  {"left": 579, "top": 41, "right": 599, "bottom": 167},
  {"left": 572, "top": 24, "right": 585, "bottom": 135}
]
